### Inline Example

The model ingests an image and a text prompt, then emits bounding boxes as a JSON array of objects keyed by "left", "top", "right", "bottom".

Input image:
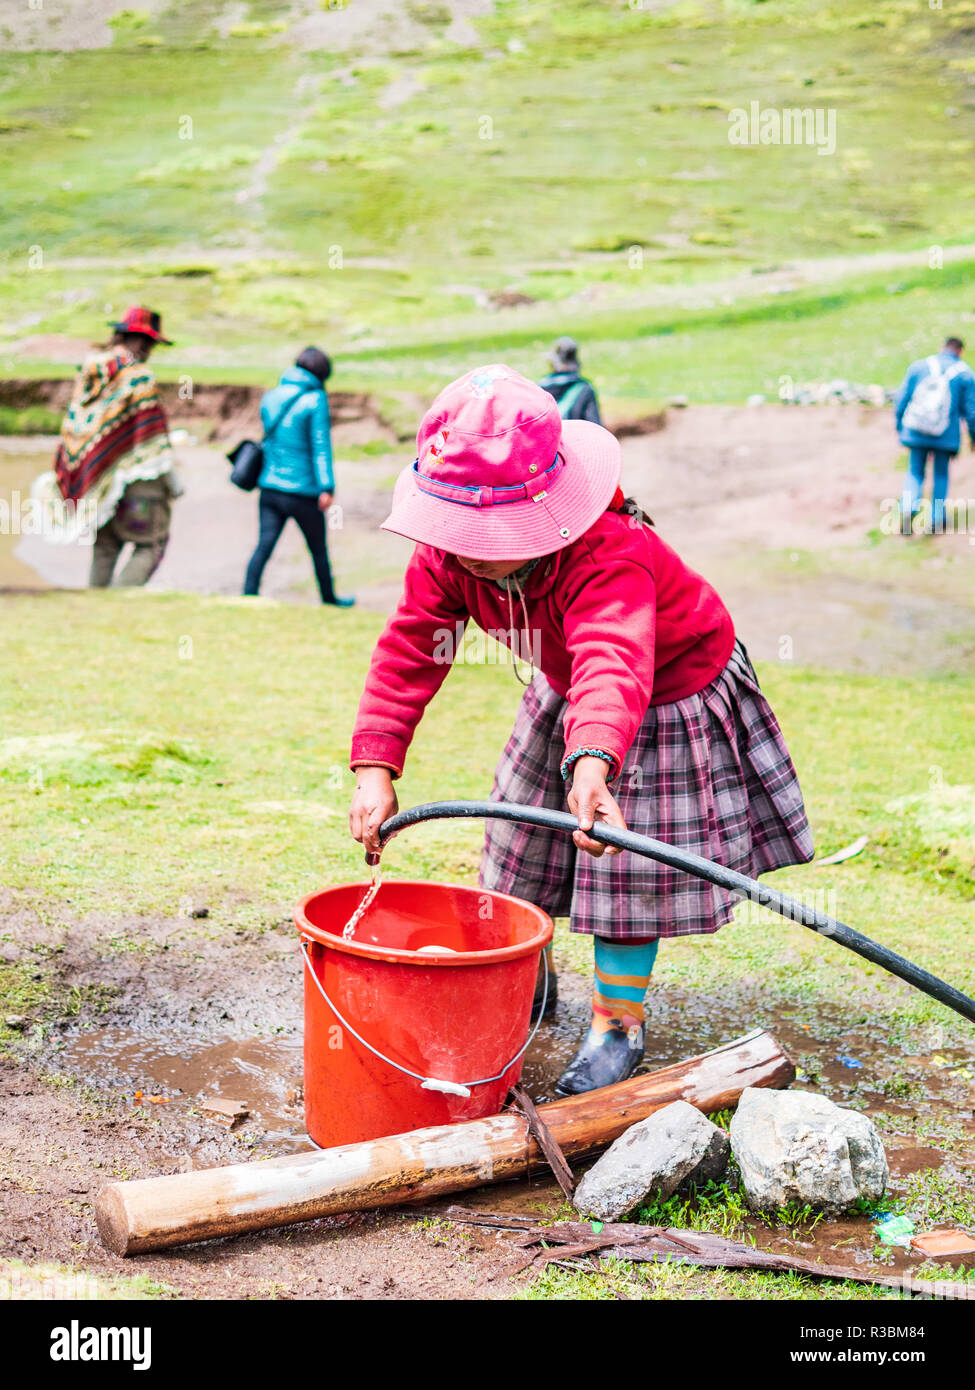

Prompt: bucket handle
[{"left": 300, "top": 939, "right": 549, "bottom": 1098}]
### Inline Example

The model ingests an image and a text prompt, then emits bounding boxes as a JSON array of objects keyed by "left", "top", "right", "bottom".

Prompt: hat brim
[
  {"left": 380, "top": 420, "right": 621, "bottom": 561},
  {"left": 107, "top": 321, "right": 173, "bottom": 345}
]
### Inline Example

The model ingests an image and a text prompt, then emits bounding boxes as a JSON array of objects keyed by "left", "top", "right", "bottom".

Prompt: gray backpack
[{"left": 902, "top": 356, "right": 965, "bottom": 437}]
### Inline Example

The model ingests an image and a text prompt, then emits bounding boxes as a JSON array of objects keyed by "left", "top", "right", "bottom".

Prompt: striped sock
[{"left": 591, "top": 938, "right": 659, "bottom": 1035}]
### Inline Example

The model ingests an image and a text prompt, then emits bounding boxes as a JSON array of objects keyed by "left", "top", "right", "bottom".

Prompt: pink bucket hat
[{"left": 381, "top": 364, "right": 621, "bottom": 560}]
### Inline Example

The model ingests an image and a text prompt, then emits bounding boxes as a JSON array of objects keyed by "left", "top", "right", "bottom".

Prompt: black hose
[{"left": 378, "top": 799, "right": 975, "bottom": 1026}]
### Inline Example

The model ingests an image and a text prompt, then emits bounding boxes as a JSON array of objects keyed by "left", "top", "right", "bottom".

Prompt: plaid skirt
[{"left": 479, "top": 640, "right": 814, "bottom": 940}]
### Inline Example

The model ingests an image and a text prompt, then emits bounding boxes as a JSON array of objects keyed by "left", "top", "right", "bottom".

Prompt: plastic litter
[
  {"left": 873, "top": 1214, "right": 915, "bottom": 1247},
  {"left": 836, "top": 1054, "right": 863, "bottom": 1069},
  {"left": 910, "top": 1229, "right": 975, "bottom": 1258},
  {"left": 816, "top": 835, "right": 869, "bottom": 867}
]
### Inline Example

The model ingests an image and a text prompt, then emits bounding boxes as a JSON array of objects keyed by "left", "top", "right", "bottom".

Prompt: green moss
[{"left": 0, "top": 962, "right": 51, "bottom": 1055}]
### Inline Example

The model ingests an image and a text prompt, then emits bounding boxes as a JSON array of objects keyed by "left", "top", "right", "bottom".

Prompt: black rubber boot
[
  {"left": 554, "top": 1023, "right": 646, "bottom": 1096},
  {"left": 532, "top": 947, "right": 558, "bottom": 1020}
]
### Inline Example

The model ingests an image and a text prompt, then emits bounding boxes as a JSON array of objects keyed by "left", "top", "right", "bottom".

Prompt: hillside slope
[{"left": 2, "top": 0, "right": 975, "bottom": 397}]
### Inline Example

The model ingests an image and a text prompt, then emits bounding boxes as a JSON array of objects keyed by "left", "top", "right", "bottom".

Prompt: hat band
[{"left": 412, "top": 453, "right": 562, "bottom": 508}]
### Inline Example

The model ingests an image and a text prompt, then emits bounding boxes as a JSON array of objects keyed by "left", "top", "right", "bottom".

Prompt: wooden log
[{"left": 96, "top": 1028, "right": 793, "bottom": 1256}]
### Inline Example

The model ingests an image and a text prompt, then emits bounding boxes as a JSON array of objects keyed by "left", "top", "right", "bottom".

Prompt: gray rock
[
  {"left": 573, "top": 1099, "right": 730, "bottom": 1221},
  {"left": 730, "top": 1087, "right": 888, "bottom": 1215}
]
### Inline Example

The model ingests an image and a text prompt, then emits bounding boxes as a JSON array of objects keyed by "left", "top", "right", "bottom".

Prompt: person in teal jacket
[{"left": 243, "top": 348, "right": 353, "bottom": 605}]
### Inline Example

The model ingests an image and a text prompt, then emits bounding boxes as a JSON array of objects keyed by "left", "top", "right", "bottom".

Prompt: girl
[{"left": 349, "top": 365, "right": 813, "bottom": 1097}]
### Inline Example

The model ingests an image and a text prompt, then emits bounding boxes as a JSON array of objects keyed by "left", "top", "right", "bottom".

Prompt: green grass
[
  {"left": 4, "top": 0, "right": 975, "bottom": 396},
  {"left": 516, "top": 1258, "right": 897, "bottom": 1302},
  {"left": 0, "top": 957, "right": 117, "bottom": 1057},
  {"left": 1, "top": 590, "right": 973, "bottom": 1301},
  {"left": 0, "top": 406, "right": 62, "bottom": 435},
  {"left": 0, "top": 1258, "right": 178, "bottom": 1300},
  {"left": 0, "top": 587, "right": 972, "bottom": 1033}
]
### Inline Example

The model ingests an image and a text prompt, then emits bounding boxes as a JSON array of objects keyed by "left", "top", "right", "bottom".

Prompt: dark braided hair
[{"left": 619, "top": 496, "right": 654, "bottom": 528}]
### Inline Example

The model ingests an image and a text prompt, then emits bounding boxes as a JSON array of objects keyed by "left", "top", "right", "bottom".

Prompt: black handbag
[{"left": 227, "top": 391, "right": 306, "bottom": 492}]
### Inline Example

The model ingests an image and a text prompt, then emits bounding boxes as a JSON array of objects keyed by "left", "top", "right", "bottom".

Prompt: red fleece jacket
[{"left": 350, "top": 511, "right": 735, "bottom": 780}]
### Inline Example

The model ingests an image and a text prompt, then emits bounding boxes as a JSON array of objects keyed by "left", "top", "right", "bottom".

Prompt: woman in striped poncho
[{"left": 32, "top": 307, "right": 183, "bottom": 587}]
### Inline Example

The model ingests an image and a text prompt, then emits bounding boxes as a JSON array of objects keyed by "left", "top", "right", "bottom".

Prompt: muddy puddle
[
  {"left": 44, "top": 958, "right": 975, "bottom": 1287},
  {"left": 60, "top": 1027, "right": 309, "bottom": 1150},
  {"left": 56, "top": 1001, "right": 590, "bottom": 1155},
  {"left": 54, "top": 966, "right": 975, "bottom": 1144}
]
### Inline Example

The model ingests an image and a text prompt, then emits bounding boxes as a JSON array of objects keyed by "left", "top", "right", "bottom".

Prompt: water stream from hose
[{"left": 341, "top": 864, "right": 382, "bottom": 941}]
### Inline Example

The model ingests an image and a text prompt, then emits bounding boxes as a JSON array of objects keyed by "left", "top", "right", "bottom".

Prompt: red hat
[
  {"left": 381, "top": 365, "right": 621, "bottom": 560},
  {"left": 107, "top": 306, "right": 173, "bottom": 344}
]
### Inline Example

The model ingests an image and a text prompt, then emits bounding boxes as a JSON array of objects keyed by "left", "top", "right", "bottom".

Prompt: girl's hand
[
  {"left": 318, "top": 491, "right": 334, "bottom": 512},
  {"left": 567, "top": 756, "right": 626, "bottom": 857},
  {"left": 350, "top": 767, "right": 398, "bottom": 863}
]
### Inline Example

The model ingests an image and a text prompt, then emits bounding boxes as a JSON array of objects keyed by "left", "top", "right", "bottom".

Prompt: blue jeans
[{"left": 902, "top": 447, "right": 952, "bottom": 533}]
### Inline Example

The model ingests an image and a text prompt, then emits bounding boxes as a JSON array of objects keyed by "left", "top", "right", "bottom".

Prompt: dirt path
[
  {"left": 7, "top": 403, "right": 974, "bottom": 673},
  {"left": 18, "top": 241, "right": 975, "bottom": 331}
]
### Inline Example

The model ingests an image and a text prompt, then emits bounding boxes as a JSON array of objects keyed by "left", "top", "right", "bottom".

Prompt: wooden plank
[
  {"left": 95, "top": 1028, "right": 793, "bottom": 1256},
  {"left": 509, "top": 1084, "right": 576, "bottom": 1201},
  {"left": 441, "top": 1207, "right": 975, "bottom": 1300}
]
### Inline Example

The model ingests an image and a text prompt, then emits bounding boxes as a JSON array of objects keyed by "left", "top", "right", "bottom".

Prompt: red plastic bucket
[{"left": 294, "top": 879, "right": 553, "bottom": 1149}]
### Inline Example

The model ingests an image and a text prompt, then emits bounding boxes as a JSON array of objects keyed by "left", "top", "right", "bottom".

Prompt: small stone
[
  {"left": 746, "top": 394, "right": 766, "bottom": 407},
  {"left": 200, "top": 1097, "right": 249, "bottom": 1130},
  {"left": 730, "top": 1087, "right": 888, "bottom": 1216},
  {"left": 669, "top": 394, "right": 689, "bottom": 408},
  {"left": 189, "top": 905, "right": 209, "bottom": 919},
  {"left": 4, "top": 1015, "right": 29, "bottom": 1030},
  {"left": 573, "top": 1100, "right": 730, "bottom": 1221}
]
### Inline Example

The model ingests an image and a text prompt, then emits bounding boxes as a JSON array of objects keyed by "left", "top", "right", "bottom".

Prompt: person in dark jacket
[
  {"left": 895, "top": 336, "right": 975, "bottom": 534},
  {"left": 539, "top": 337, "right": 602, "bottom": 425},
  {"left": 243, "top": 347, "right": 353, "bottom": 605}
]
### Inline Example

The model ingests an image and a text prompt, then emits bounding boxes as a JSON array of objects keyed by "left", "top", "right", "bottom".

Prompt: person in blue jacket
[
  {"left": 243, "top": 347, "right": 353, "bottom": 605},
  {"left": 895, "top": 336, "right": 975, "bottom": 534}
]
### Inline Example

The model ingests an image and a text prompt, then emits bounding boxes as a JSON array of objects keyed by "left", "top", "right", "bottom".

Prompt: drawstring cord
[{"left": 504, "top": 572, "right": 536, "bottom": 687}]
